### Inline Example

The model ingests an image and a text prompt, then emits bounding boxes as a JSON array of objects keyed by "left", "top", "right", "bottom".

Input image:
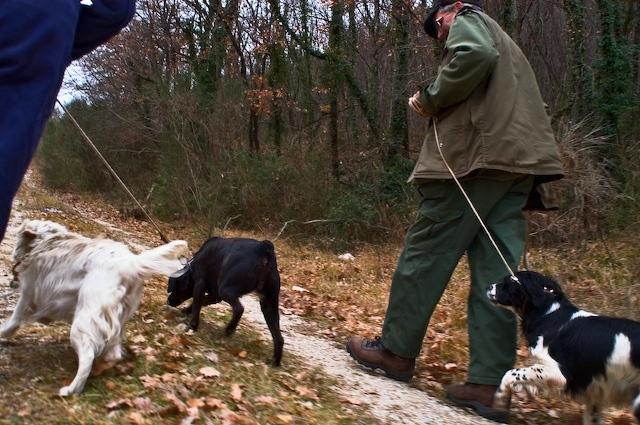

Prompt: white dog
[{"left": 0, "top": 219, "right": 188, "bottom": 396}]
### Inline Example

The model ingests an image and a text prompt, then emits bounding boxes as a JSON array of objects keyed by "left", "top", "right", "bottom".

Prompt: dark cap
[{"left": 423, "top": 0, "right": 483, "bottom": 39}]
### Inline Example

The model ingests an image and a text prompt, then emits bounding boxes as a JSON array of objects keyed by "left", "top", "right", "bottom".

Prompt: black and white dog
[
  {"left": 487, "top": 271, "right": 640, "bottom": 424},
  {"left": 167, "top": 237, "right": 284, "bottom": 366}
]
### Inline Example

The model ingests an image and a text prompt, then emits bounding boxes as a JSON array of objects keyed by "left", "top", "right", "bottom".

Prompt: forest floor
[{"left": 0, "top": 169, "right": 638, "bottom": 425}]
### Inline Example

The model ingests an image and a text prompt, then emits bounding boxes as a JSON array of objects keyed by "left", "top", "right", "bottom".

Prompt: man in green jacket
[{"left": 346, "top": 1, "right": 564, "bottom": 422}]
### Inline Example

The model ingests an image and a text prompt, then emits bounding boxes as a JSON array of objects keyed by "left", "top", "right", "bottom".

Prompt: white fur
[
  {"left": 580, "top": 334, "right": 640, "bottom": 414},
  {"left": 494, "top": 336, "right": 567, "bottom": 409},
  {"left": 571, "top": 310, "right": 597, "bottom": 320},
  {"left": 0, "top": 219, "right": 188, "bottom": 396},
  {"left": 545, "top": 302, "right": 561, "bottom": 315}
]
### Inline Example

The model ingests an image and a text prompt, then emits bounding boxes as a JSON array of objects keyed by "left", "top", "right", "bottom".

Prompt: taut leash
[
  {"left": 432, "top": 118, "right": 519, "bottom": 283},
  {"left": 56, "top": 100, "right": 169, "bottom": 244}
]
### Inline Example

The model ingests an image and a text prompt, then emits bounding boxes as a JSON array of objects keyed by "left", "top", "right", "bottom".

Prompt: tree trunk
[{"left": 387, "top": 0, "right": 410, "bottom": 163}]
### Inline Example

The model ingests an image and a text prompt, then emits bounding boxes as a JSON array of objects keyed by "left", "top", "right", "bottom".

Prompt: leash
[
  {"left": 56, "top": 99, "right": 170, "bottom": 244},
  {"left": 432, "top": 118, "right": 519, "bottom": 282}
]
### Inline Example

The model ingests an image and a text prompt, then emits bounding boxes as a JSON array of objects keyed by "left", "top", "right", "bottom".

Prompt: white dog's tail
[{"left": 127, "top": 240, "right": 189, "bottom": 280}]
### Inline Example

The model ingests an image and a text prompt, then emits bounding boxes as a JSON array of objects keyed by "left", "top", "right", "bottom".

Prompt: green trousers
[{"left": 381, "top": 172, "right": 534, "bottom": 385}]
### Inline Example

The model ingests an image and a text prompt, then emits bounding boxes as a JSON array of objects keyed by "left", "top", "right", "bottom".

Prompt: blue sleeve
[{"left": 72, "top": 0, "right": 136, "bottom": 60}]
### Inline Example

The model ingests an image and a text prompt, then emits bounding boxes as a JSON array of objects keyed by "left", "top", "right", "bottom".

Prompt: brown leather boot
[
  {"left": 346, "top": 336, "right": 415, "bottom": 382},
  {"left": 446, "top": 383, "right": 510, "bottom": 423}
]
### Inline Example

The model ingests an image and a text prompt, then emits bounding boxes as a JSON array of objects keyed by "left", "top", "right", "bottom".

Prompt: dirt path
[
  {"left": 238, "top": 296, "right": 494, "bottom": 424},
  {"left": 0, "top": 174, "right": 495, "bottom": 425}
]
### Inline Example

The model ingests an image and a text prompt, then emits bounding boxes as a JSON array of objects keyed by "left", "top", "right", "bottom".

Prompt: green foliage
[
  {"left": 607, "top": 142, "right": 640, "bottom": 230},
  {"left": 39, "top": 101, "right": 112, "bottom": 192},
  {"left": 594, "top": 0, "right": 635, "bottom": 134}
]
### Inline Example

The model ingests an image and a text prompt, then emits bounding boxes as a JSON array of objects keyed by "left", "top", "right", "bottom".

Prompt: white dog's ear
[{"left": 21, "top": 222, "right": 39, "bottom": 240}]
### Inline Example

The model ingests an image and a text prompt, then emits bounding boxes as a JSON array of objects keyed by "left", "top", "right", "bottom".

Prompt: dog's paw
[
  {"left": 58, "top": 385, "right": 76, "bottom": 397},
  {"left": 523, "top": 384, "right": 539, "bottom": 399},
  {"left": 173, "top": 323, "right": 190, "bottom": 334}
]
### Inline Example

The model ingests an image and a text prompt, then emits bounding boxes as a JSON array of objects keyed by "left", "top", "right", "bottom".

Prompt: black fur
[
  {"left": 488, "top": 271, "right": 640, "bottom": 423},
  {"left": 167, "top": 237, "right": 284, "bottom": 366}
]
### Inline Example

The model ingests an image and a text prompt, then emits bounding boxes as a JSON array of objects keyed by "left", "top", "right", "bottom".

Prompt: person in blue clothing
[{"left": 0, "top": 0, "right": 136, "bottom": 243}]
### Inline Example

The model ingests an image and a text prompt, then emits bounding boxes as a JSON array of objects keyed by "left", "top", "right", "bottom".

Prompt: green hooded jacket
[{"left": 412, "top": 7, "right": 564, "bottom": 208}]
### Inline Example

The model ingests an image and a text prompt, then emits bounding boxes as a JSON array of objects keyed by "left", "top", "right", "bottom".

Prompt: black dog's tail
[{"left": 258, "top": 240, "right": 280, "bottom": 292}]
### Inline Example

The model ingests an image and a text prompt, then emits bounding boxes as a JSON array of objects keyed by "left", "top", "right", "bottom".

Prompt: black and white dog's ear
[
  {"left": 168, "top": 278, "right": 176, "bottom": 293},
  {"left": 523, "top": 272, "right": 563, "bottom": 308}
]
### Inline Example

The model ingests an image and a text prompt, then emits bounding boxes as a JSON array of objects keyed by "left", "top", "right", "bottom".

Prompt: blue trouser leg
[
  {"left": 0, "top": 0, "right": 135, "bottom": 242},
  {"left": 0, "top": 1, "right": 81, "bottom": 241}
]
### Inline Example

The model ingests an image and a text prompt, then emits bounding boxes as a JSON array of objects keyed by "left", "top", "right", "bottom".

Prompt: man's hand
[{"left": 408, "top": 91, "right": 431, "bottom": 118}]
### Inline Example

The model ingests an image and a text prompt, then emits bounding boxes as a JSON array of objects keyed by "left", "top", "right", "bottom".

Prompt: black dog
[
  {"left": 487, "top": 271, "right": 640, "bottom": 425},
  {"left": 167, "top": 237, "right": 284, "bottom": 366}
]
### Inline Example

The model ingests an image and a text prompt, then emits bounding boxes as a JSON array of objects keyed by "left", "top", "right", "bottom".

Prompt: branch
[
  {"left": 267, "top": 0, "right": 326, "bottom": 60},
  {"left": 273, "top": 219, "right": 338, "bottom": 241}
]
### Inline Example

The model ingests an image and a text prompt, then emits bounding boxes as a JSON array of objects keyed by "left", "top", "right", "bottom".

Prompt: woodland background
[{"left": 40, "top": 0, "right": 640, "bottom": 247}]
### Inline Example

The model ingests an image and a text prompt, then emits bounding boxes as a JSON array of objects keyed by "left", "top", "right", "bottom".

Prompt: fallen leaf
[
  {"left": 199, "top": 366, "right": 221, "bottom": 378},
  {"left": 132, "top": 397, "right": 154, "bottom": 412},
  {"left": 163, "top": 361, "right": 182, "bottom": 372},
  {"left": 254, "top": 395, "right": 277, "bottom": 405},
  {"left": 186, "top": 406, "right": 200, "bottom": 418},
  {"left": 180, "top": 416, "right": 196, "bottom": 425},
  {"left": 230, "top": 383, "right": 243, "bottom": 402},
  {"left": 128, "top": 412, "right": 147, "bottom": 425},
  {"left": 106, "top": 398, "right": 132, "bottom": 411},
  {"left": 444, "top": 362, "right": 457, "bottom": 370},
  {"left": 168, "top": 335, "right": 189, "bottom": 347},
  {"left": 165, "top": 392, "right": 188, "bottom": 413},
  {"left": 295, "top": 385, "right": 319, "bottom": 400},
  {"left": 105, "top": 380, "right": 117, "bottom": 390},
  {"left": 221, "top": 409, "right": 256, "bottom": 425},
  {"left": 187, "top": 398, "right": 205, "bottom": 408},
  {"left": 205, "top": 351, "right": 219, "bottom": 363},
  {"left": 340, "top": 396, "right": 362, "bottom": 405},
  {"left": 276, "top": 414, "right": 294, "bottom": 424},
  {"left": 139, "top": 375, "right": 161, "bottom": 389},
  {"left": 180, "top": 415, "right": 196, "bottom": 425},
  {"left": 131, "top": 334, "right": 146, "bottom": 344},
  {"left": 204, "top": 397, "right": 226, "bottom": 410},
  {"left": 237, "top": 350, "right": 248, "bottom": 358},
  {"left": 161, "top": 372, "right": 178, "bottom": 382}
]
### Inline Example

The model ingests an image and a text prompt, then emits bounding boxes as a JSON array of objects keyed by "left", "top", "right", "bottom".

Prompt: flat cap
[{"left": 424, "top": 0, "right": 483, "bottom": 39}]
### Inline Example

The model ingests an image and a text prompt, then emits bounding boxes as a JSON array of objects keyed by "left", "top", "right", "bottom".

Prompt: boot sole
[
  {"left": 447, "top": 393, "right": 509, "bottom": 424},
  {"left": 345, "top": 342, "right": 413, "bottom": 382}
]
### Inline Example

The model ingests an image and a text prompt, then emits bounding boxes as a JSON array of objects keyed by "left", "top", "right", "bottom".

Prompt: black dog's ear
[
  {"left": 168, "top": 278, "right": 176, "bottom": 294},
  {"left": 170, "top": 264, "right": 189, "bottom": 279}
]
